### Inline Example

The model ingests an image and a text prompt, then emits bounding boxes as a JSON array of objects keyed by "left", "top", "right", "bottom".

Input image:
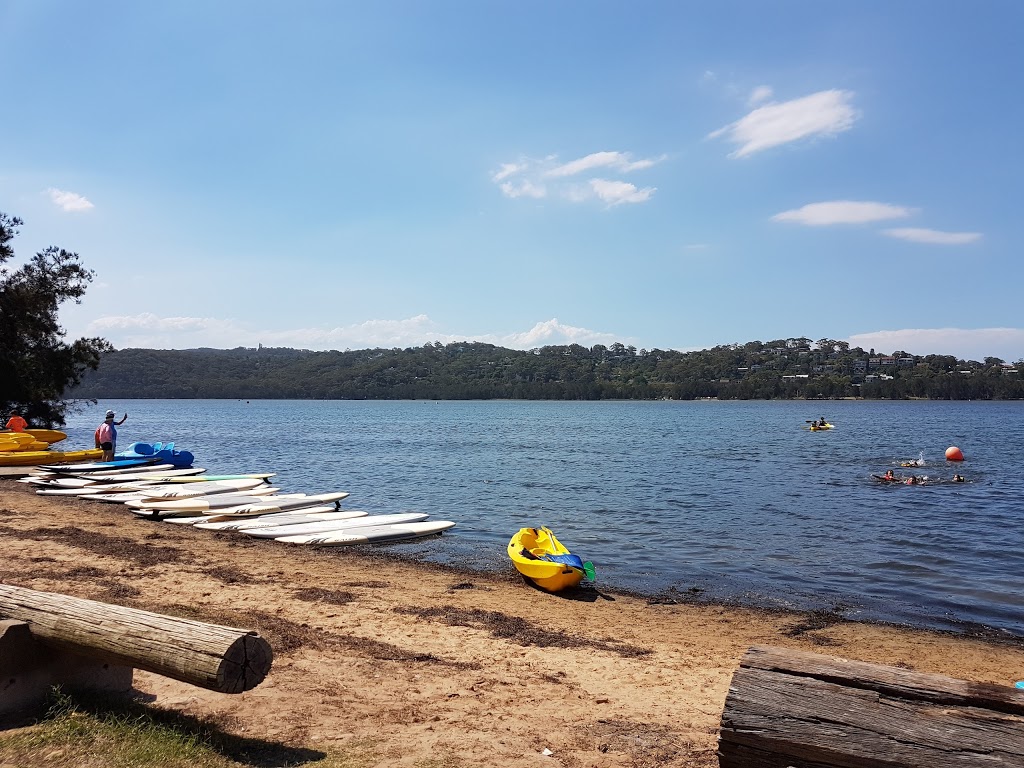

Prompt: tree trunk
[
  {"left": 719, "top": 644, "right": 1024, "bottom": 767},
  {"left": 0, "top": 584, "right": 272, "bottom": 693}
]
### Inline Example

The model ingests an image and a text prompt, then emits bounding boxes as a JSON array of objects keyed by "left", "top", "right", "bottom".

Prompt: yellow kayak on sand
[
  {"left": 25, "top": 429, "right": 68, "bottom": 444},
  {"left": 0, "top": 438, "right": 49, "bottom": 452},
  {"left": 507, "top": 526, "right": 595, "bottom": 593},
  {"left": 0, "top": 448, "right": 102, "bottom": 467}
]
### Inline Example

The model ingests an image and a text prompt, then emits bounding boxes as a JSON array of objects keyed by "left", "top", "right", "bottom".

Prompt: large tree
[{"left": 0, "top": 212, "right": 112, "bottom": 426}]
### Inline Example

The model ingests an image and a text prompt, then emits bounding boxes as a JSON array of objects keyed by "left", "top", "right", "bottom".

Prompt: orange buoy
[{"left": 945, "top": 446, "right": 964, "bottom": 462}]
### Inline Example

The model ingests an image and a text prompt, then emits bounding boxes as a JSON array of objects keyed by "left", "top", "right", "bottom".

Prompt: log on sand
[
  {"left": 0, "top": 584, "right": 272, "bottom": 694},
  {"left": 719, "top": 644, "right": 1024, "bottom": 767}
]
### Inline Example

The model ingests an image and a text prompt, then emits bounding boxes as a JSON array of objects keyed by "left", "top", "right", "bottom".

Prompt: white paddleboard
[
  {"left": 36, "top": 481, "right": 162, "bottom": 496},
  {"left": 206, "top": 492, "right": 351, "bottom": 517},
  {"left": 88, "top": 483, "right": 280, "bottom": 504},
  {"left": 88, "top": 467, "right": 207, "bottom": 481},
  {"left": 180, "top": 508, "right": 366, "bottom": 528},
  {"left": 243, "top": 512, "right": 429, "bottom": 539},
  {"left": 129, "top": 477, "right": 271, "bottom": 499},
  {"left": 275, "top": 520, "right": 456, "bottom": 546},
  {"left": 147, "top": 472, "right": 276, "bottom": 483},
  {"left": 30, "top": 464, "right": 178, "bottom": 482},
  {"left": 37, "top": 458, "right": 159, "bottom": 473},
  {"left": 126, "top": 491, "right": 314, "bottom": 513}
]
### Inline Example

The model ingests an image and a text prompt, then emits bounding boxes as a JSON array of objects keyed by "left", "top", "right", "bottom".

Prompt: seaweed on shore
[
  {"left": 781, "top": 609, "right": 847, "bottom": 645},
  {"left": 5, "top": 525, "right": 184, "bottom": 567},
  {"left": 396, "top": 605, "right": 652, "bottom": 658}
]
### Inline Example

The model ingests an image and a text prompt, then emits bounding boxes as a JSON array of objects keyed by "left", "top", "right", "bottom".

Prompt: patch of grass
[{"left": 0, "top": 690, "right": 368, "bottom": 768}]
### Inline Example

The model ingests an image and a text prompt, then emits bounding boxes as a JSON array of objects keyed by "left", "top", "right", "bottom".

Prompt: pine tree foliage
[{"left": 0, "top": 212, "right": 112, "bottom": 426}]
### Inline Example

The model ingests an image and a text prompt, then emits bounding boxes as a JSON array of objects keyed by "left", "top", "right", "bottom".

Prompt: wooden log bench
[
  {"left": 719, "top": 644, "right": 1024, "bottom": 767},
  {"left": 0, "top": 584, "right": 272, "bottom": 719}
]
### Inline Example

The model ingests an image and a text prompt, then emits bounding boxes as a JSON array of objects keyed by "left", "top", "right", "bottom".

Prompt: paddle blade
[{"left": 583, "top": 561, "right": 596, "bottom": 581}]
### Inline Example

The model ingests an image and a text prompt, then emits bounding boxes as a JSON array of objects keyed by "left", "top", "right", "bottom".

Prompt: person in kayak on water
[
  {"left": 883, "top": 469, "right": 895, "bottom": 481},
  {"left": 952, "top": 474, "right": 965, "bottom": 483}
]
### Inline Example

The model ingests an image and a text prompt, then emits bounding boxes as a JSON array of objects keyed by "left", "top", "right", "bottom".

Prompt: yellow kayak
[
  {"left": 0, "top": 448, "right": 102, "bottom": 467},
  {"left": 25, "top": 428, "right": 68, "bottom": 444},
  {"left": 507, "top": 526, "right": 595, "bottom": 593},
  {"left": 0, "top": 438, "right": 49, "bottom": 452},
  {"left": 809, "top": 423, "right": 834, "bottom": 431}
]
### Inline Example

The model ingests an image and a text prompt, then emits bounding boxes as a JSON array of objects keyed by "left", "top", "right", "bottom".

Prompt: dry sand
[{"left": 2, "top": 477, "right": 1023, "bottom": 767}]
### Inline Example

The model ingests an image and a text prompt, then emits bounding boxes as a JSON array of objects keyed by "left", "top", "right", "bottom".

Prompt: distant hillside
[{"left": 71, "top": 338, "right": 1024, "bottom": 400}]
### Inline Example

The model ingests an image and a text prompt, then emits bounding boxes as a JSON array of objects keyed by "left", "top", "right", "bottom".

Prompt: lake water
[{"left": 59, "top": 399, "right": 1024, "bottom": 637}]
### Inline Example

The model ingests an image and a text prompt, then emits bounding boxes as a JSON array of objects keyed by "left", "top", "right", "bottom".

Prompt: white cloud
[
  {"left": 492, "top": 150, "right": 661, "bottom": 207},
  {"left": 85, "top": 313, "right": 628, "bottom": 352},
  {"left": 589, "top": 179, "right": 655, "bottom": 206},
  {"left": 47, "top": 187, "right": 94, "bottom": 212},
  {"left": 545, "top": 151, "right": 663, "bottom": 178},
  {"left": 499, "top": 180, "right": 546, "bottom": 199},
  {"left": 709, "top": 89, "right": 859, "bottom": 158},
  {"left": 492, "top": 164, "right": 521, "bottom": 182},
  {"left": 847, "top": 328, "right": 1024, "bottom": 362},
  {"left": 773, "top": 200, "right": 913, "bottom": 226},
  {"left": 493, "top": 318, "right": 621, "bottom": 348},
  {"left": 749, "top": 85, "right": 773, "bottom": 105},
  {"left": 882, "top": 228, "right": 982, "bottom": 245}
]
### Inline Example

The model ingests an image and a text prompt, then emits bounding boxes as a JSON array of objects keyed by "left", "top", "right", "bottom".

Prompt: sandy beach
[{"left": 2, "top": 477, "right": 1024, "bottom": 767}]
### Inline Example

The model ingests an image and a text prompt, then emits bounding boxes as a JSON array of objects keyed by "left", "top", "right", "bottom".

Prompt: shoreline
[{"left": 3, "top": 478, "right": 1024, "bottom": 766}]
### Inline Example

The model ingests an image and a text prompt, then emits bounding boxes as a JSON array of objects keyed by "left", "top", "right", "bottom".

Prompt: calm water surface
[{"left": 61, "top": 399, "right": 1024, "bottom": 636}]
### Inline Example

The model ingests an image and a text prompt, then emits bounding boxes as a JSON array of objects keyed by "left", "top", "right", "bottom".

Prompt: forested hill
[{"left": 70, "top": 338, "right": 1024, "bottom": 400}]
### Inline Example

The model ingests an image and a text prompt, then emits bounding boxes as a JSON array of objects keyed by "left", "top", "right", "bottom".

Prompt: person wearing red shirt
[{"left": 5, "top": 410, "right": 27, "bottom": 432}]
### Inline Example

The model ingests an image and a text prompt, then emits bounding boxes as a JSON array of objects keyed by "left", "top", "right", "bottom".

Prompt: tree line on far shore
[{"left": 71, "top": 340, "right": 1024, "bottom": 402}]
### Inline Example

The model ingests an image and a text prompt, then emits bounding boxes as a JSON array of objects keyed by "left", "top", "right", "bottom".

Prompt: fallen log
[
  {"left": 0, "top": 584, "right": 272, "bottom": 694},
  {"left": 719, "top": 644, "right": 1024, "bottom": 768}
]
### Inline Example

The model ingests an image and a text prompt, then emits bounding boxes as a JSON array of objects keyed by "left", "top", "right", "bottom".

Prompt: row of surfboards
[{"left": 21, "top": 458, "right": 456, "bottom": 547}]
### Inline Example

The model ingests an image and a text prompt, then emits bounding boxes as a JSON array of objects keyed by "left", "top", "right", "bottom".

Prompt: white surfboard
[
  {"left": 275, "top": 520, "right": 456, "bottom": 546},
  {"left": 37, "top": 458, "right": 160, "bottom": 473},
  {"left": 126, "top": 490, "right": 312, "bottom": 513},
  {"left": 88, "top": 467, "right": 208, "bottom": 481},
  {"left": 180, "top": 508, "right": 367, "bottom": 528},
  {"left": 129, "top": 477, "right": 271, "bottom": 499},
  {"left": 29, "top": 463, "right": 179, "bottom": 482},
  {"left": 36, "top": 481, "right": 164, "bottom": 496},
  {"left": 204, "top": 492, "right": 351, "bottom": 517},
  {"left": 243, "top": 512, "right": 429, "bottom": 539},
  {"left": 143, "top": 472, "right": 276, "bottom": 484},
  {"left": 88, "top": 483, "right": 281, "bottom": 505},
  {"left": 158, "top": 501, "right": 344, "bottom": 528}
]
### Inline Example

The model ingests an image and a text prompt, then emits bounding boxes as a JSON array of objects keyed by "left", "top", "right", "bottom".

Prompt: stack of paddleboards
[{"left": 21, "top": 460, "right": 455, "bottom": 548}]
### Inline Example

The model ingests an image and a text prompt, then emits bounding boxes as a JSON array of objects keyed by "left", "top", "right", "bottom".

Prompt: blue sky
[{"left": 3, "top": 1, "right": 1022, "bottom": 362}]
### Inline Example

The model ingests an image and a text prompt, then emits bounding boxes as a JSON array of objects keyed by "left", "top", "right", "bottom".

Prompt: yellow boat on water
[
  {"left": 507, "top": 526, "right": 595, "bottom": 593},
  {"left": 808, "top": 422, "right": 834, "bottom": 431}
]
